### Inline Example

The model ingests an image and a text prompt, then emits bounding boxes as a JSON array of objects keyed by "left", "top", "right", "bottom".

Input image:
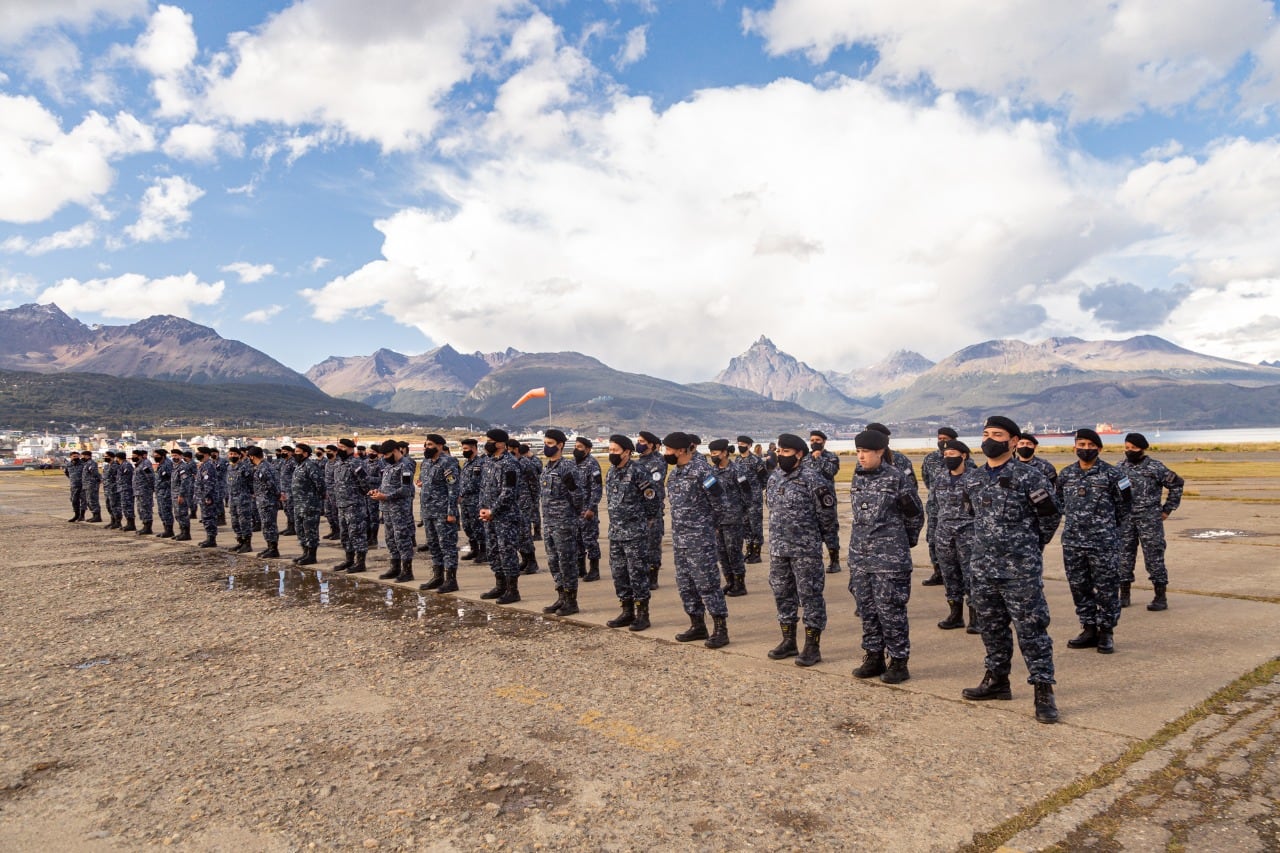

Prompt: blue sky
[{"left": 3, "top": 0, "right": 1280, "bottom": 381}]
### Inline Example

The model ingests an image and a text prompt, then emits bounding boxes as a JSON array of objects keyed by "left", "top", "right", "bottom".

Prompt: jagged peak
[{"left": 752, "top": 335, "right": 777, "bottom": 349}]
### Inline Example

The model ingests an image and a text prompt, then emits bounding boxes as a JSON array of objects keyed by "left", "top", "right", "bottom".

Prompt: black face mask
[
  {"left": 608, "top": 452, "right": 623, "bottom": 467},
  {"left": 573, "top": 449, "right": 588, "bottom": 462},
  {"left": 944, "top": 456, "right": 965, "bottom": 471},
  {"left": 777, "top": 454, "right": 800, "bottom": 473},
  {"left": 662, "top": 453, "right": 679, "bottom": 466},
  {"left": 1076, "top": 448, "right": 1099, "bottom": 463},
  {"left": 809, "top": 442, "right": 823, "bottom": 453},
  {"left": 980, "top": 438, "right": 1009, "bottom": 459},
  {"left": 635, "top": 442, "right": 649, "bottom": 455},
  {"left": 483, "top": 441, "right": 497, "bottom": 455},
  {"left": 462, "top": 449, "right": 474, "bottom": 459},
  {"left": 1124, "top": 450, "right": 1144, "bottom": 464},
  {"left": 738, "top": 445, "right": 749, "bottom": 455},
  {"left": 543, "top": 444, "right": 558, "bottom": 457},
  {"left": 1015, "top": 446, "right": 1035, "bottom": 459},
  {"left": 424, "top": 446, "right": 439, "bottom": 458}
]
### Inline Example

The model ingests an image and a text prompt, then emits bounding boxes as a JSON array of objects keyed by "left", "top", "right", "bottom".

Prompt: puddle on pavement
[
  {"left": 70, "top": 657, "right": 113, "bottom": 670},
  {"left": 213, "top": 559, "right": 544, "bottom": 631},
  {"left": 1183, "top": 528, "right": 1258, "bottom": 539}
]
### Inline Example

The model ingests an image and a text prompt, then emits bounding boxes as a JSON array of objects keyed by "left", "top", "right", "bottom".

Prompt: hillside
[
  {"left": 307, "top": 345, "right": 521, "bottom": 415},
  {"left": 715, "top": 336, "right": 869, "bottom": 417}
]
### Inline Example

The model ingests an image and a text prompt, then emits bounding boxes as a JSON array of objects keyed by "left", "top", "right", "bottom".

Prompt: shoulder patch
[
  {"left": 702, "top": 475, "right": 718, "bottom": 489},
  {"left": 642, "top": 487, "right": 656, "bottom": 500},
  {"left": 651, "top": 470, "right": 662, "bottom": 482},
  {"left": 444, "top": 473, "right": 456, "bottom": 484},
  {"left": 1117, "top": 476, "right": 1132, "bottom": 491}
]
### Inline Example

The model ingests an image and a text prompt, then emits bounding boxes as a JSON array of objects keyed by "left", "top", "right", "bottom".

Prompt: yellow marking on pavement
[{"left": 493, "top": 684, "right": 680, "bottom": 752}]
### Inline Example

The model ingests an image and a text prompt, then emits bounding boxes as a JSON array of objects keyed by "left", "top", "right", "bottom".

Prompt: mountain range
[{"left": 2, "top": 302, "right": 1279, "bottom": 432}]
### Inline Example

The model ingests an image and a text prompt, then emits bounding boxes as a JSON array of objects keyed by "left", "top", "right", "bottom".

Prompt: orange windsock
[{"left": 512, "top": 387, "right": 548, "bottom": 409}]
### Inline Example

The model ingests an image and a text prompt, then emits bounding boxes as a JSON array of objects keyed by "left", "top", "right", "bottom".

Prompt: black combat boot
[
  {"left": 173, "top": 525, "right": 191, "bottom": 541},
  {"left": 584, "top": 558, "right": 600, "bottom": 582},
  {"left": 852, "top": 650, "right": 887, "bottom": 679},
  {"left": 542, "top": 588, "right": 565, "bottom": 614},
  {"left": 520, "top": 550, "right": 540, "bottom": 575},
  {"left": 628, "top": 599, "right": 650, "bottom": 631},
  {"left": 1096, "top": 627, "right": 1115, "bottom": 654},
  {"left": 606, "top": 599, "right": 635, "bottom": 628},
  {"left": 226, "top": 536, "right": 243, "bottom": 552},
  {"left": 1067, "top": 625, "right": 1099, "bottom": 649},
  {"left": 396, "top": 558, "right": 414, "bottom": 583},
  {"left": 648, "top": 567, "right": 659, "bottom": 589},
  {"left": 768, "top": 622, "right": 799, "bottom": 660},
  {"left": 966, "top": 603, "right": 981, "bottom": 634},
  {"left": 368, "top": 527, "right": 378, "bottom": 548},
  {"left": 122, "top": 517, "right": 137, "bottom": 532},
  {"left": 826, "top": 547, "right": 841, "bottom": 573},
  {"left": 705, "top": 615, "right": 729, "bottom": 649},
  {"left": 1147, "top": 585, "right": 1168, "bottom": 611},
  {"left": 938, "top": 600, "right": 965, "bottom": 630},
  {"left": 379, "top": 558, "right": 402, "bottom": 580},
  {"left": 333, "top": 550, "right": 355, "bottom": 572},
  {"left": 675, "top": 613, "right": 708, "bottom": 642},
  {"left": 236, "top": 534, "right": 253, "bottom": 554},
  {"left": 421, "top": 565, "right": 445, "bottom": 589},
  {"left": 158, "top": 524, "right": 173, "bottom": 539},
  {"left": 138, "top": 521, "right": 152, "bottom": 536},
  {"left": 496, "top": 575, "right": 520, "bottom": 604},
  {"left": 68, "top": 511, "right": 80, "bottom": 522},
  {"left": 796, "top": 626, "right": 822, "bottom": 667},
  {"left": 259, "top": 542, "right": 280, "bottom": 559},
  {"left": 726, "top": 574, "right": 747, "bottom": 597},
  {"left": 108, "top": 515, "right": 120, "bottom": 529},
  {"left": 281, "top": 524, "right": 296, "bottom": 537},
  {"left": 1119, "top": 582, "right": 1131, "bottom": 608},
  {"left": 461, "top": 537, "right": 477, "bottom": 560},
  {"left": 1033, "top": 683, "right": 1059, "bottom": 724},
  {"left": 745, "top": 543, "right": 762, "bottom": 565},
  {"left": 557, "top": 589, "right": 579, "bottom": 616},
  {"left": 198, "top": 532, "right": 217, "bottom": 548},
  {"left": 480, "top": 574, "right": 504, "bottom": 599},
  {"left": 473, "top": 544, "right": 488, "bottom": 564},
  {"left": 532, "top": 522, "right": 542, "bottom": 542},
  {"left": 252, "top": 520, "right": 261, "bottom": 532},
  {"left": 88, "top": 512, "right": 103, "bottom": 523},
  {"left": 217, "top": 512, "right": 227, "bottom": 526},
  {"left": 921, "top": 566, "right": 943, "bottom": 586},
  {"left": 436, "top": 568, "right": 458, "bottom": 594},
  {"left": 417, "top": 541, "right": 431, "bottom": 553},
  {"left": 323, "top": 526, "right": 339, "bottom": 540},
  {"left": 295, "top": 546, "right": 317, "bottom": 566},
  {"left": 881, "top": 657, "right": 910, "bottom": 684},
  {"left": 348, "top": 551, "right": 368, "bottom": 574},
  {"left": 577, "top": 555, "right": 587, "bottom": 578},
  {"left": 962, "top": 670, "right": 1012, "bottom": 701}
]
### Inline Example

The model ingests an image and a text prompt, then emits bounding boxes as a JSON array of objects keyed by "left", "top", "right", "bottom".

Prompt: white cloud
[
  {"left": 614, "top": 25, "right": 647, "bottom": 69},
  {"left": 0, "top": 94, "right": 155, "bottom": 223},
  {"left": 122, "top": 175, "right": 204, "bottom": 243},
  {"left": 743, "top": 0, "right": 1276, "bottom": 120},
  {"left": 162, "top": 122, "right": 244, "bottom": 161},
  {"left": 2, "top": 222, "right": 97, "bottom": 255},
  {"left": 36, "top": 271, "right": 224, "bottom": 319},
  {"left": 220, "top": 261, "right": 275, "bottom": 283},
  {"left": 242, "top": 304, "right": 283, "bottom": 323},
  {"left": 203, "top": 0, "right": 526, "bottom": 152},
  {"left": 308, "top": 256, "right": 331, "bottom": 272},
  {"left": 0, "top": 0, "right": 146, "bottom": 45},
  {"left": 127, "top": 4, "right": 198, "bottom": 117},
  {"left": 18, "top": 31, "right": 82, "bottom": 97}
]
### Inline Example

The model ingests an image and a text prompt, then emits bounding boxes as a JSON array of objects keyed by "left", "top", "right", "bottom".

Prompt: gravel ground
[{"left": 0, "top": 475, "right": 1126, "bottom": 851}]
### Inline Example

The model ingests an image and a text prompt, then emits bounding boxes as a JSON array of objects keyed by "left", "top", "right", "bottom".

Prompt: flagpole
[{"left": 548, "top": 392, "right": 552, "bottom": 426}]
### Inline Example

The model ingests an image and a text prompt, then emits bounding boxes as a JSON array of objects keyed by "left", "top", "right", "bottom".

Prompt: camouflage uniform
[
  {"left": 766, "top": 465, "right": 838, "bottom": 629},
  {"left": 459, "top": 453, "right": 486, "bottom": 557},
  {"left": 920, "top": 448, "right": 945, "bottom": 570},
  {"left": 214, "top": 455, "right": 229, "bottom": 521},
  {"left": 333, "top": 454, "right": 369, "bottom": 554},
  {"left": 154, "top": 457, "right": 174, "bottom": 529},
  {"left": 667, "top": 454, "right": 729, "bottom": 618},
  {"left": 66, "top": 458, "right": 84, "bottom": 517},
  {"left": 734, "top": 450, "right": 766, "bottom": 549},
  {"left": 290, "top": 457, "right": 326, "bottom": 551},
  {"left": 888, "top": 449, "right": 918, "bottom": 488},
  {"left": 103, "top": 459, "right": 119, "bottom": 521},
  {"left": 252, "top": 459, "right": 282, "bottom": 544},
  {"left": 82, "top": 457, "right": 102, "bottom": 517},
  {"left": 363, "top": 454, "right": 385, "bottom": 542},
  {"left": 379, "top": 456, "right": 416, "bottom": 563},
  {"left": 1116, "top": 455, "right": 1183, "bottom": 586},
  {"left": 323, "top": 456, "right": 339, "bottom": 534},
  {"left": 195, "top": 458, "right": 223, "bottom": 538},
  {"left": 173, "top": 458, "right": 194, "bottom": 530},
  {"left": 712, "top": 459, "right": 750, "bottom": 586},
  {"left": 576, "top": 453, "right": 604, "bottom": 561},
  {"left": 540, "top": 457, "right": 583, "bottom": 593},
  {"left": 480, "top": 451, "right": 522, "bottom": 579},
  {"left": 1020, "top": 454, "right": 1059, "bottom": 488},
  {"left": 116, "top": 458, "right": 135, "bottom": 524},
  {"left": 847, "top": 463, "right": 924, "bottom": 660},
  {"left": 932, "top": 462, "right": 978, "bottom": 603},
  {"left": 517, "top": 454, "right": 541, "bottom": 550},
  {"left": 227, "top": 458, "right": 254, "bottom": 538},
  {"left": 606, "top": 460, "right": 661, "bottom": 603},
  {"left": 1056, "top": 459, "right": 1131, "bottom": 631},
  {"left": 961, "top": 461, "right": 1061, "bottom": 685},
  {"left": 634, "top": 449, "right": 668, "bottom": 572},
  {"left": 420, "top": 453, "right": 461, "bottom": 570},
  {"left": 132, "top": 458, "right": 155, "bottom": 525},
  {"left": 278, "top": 454, "right": 297, "bottom": 529},
  {"left": 802, "top": 449, "right": 841, "bottom": 551}
]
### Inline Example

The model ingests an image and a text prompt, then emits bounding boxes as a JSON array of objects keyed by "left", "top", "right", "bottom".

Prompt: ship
[{"left": 1031, "top": 422, "right": 1122, "bottom": 438}]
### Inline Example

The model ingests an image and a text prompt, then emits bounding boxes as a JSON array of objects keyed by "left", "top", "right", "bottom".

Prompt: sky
[{"left": 3, "top": 0, "right": 1280, "bottom": 382}]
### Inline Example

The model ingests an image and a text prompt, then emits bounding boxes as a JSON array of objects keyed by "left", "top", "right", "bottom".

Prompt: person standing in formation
[
  {"left": 919, "top": 427, "right": 959, "bottom": 587},
  {"left": 633, "top": 430, "right": 667, "bottom": 589},
  {"left": 931, "top": 440, "right": 979, "bottom": 632},
  {"left": 604, "top": 434, "right": 660, "bottom": 630},
  {"left": 539, "top": 430, "right": 583, "bottom": 617},
  {"left": 479, "top": 429, "right": 523, "bottom": 605},
  {"left": 172, "top": 450, "right": 194, "bottom": 541},
  {"left": 368, "top": 440, "right": 418, "bottom": 586},
  {"left": 663, "top": 432, "right": 731, "bottom": 649},
  {"left": 735, "top": 435, "right": 766, "bottom": 565},
  {"left": 457, "top": 438, "right": 487, "bottom": 563},
  {"left": 802, "top": 430, "right": 841, "bottom": 573},
  {"left": 289, "top": 443, "right": 325, "bottom": 566},
  {"left": 82, "top": 452, "right": 103, "bottom": 523},
  {"left": 152, "top": 448, "right": 175, "bottom": 538},
  {"left": 1118, "top": 432, "right": 1183, "bottom": 612},
  {"left": 411, "top": 434, "right": 460, "bottom": 589},
  {"left": 573, "top": 437, "right": 603, "bottom": 582}
]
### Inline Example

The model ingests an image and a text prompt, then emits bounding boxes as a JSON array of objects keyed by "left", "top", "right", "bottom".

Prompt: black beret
[
  {"left": 396, "top": 441, "right": 410, "bottom": 450},
  {"left": 378, "top": 439, "right": 398, "bottom": 454},
  {"left": 486, "top": 428, "right": 509, "bottom": 444},
  {"left": 943, "top": 439, "right": 970, "bottom": 455},
  {"left": 855, "top": 430, "right": 889, "bottom": 451},
  {"left": 937, "top": 427, "right": 958, "bottom": 439},
  {"left": 461, "top": 437, "right": 478, "bottom": 446},
  {"left": 338, "top": 438, "right": 356, "bottom": 449},
  {"left": 131, "top": 448, "right": 145, "bottom": 456},
  {"left": 736, "top": 435, "right": 753, "bottom": 445},
  {"left": 1125, "top": 432, "right": 1149, "bottom": 449},
  {"left": 1021, "top": 434, "right": 1039, "bottom": 446},
  {"left": 295, "top": 443, "right": 311, "bottom": 454},
  {"left": 544, "top": 429, "right": 567, "bottom": 444},
  {"left": 662, "top": 431, "right": 692, "bottom": 450},
  {"left": 707, "top": 438, "right": 730, "bottom": 452},
  {"left": 1075, "top": 428, "right": 1103, "bottom": 447},
  {"left": 984, "top": 415, "right": 1020, "bottom": 437},
  {"left": 356, "top": 445, "right": 366, "bottom": 451},
  {"left": 506, "top": 439, "right": 520, "bottom": 449},
  {"left": 575, "top": 436, "right": 593, "bottom": 449},
  {"left": 865, "top": 423, "right": 890, "bottom": 436},
  {"left": 638, "top": 430, "right": 660, "bottom": 445},
  {"left": 688, "top": 434, "right": 701, "bottom": 445},
  {"left": 609, "top": 434, "right": 635, "bottom": 452},
  {"left": 196, "top": 446, "right": 211, "bottom": 454},
  {"left": 777, "top": 433, "right": 807, "bottom": 453},
  {"left": 425, "top": 433, "right": 446, "bottom": 445},
  {"left": 153, "top": 447, "right": 168, "bottom": 454},
  {"left": 279, "top": 445, "right": 292, "bottom": 452},
  {"left": 246, "top": 446, "right": 264, "bottom": 458},
  {"left": 325, "top": 444, "right": 338, "bottom": 452},
  {"left": 809, "top": 429, "right": 829, "bottom": 440},
  {"left": 182, "top": 450, "right": 193, "bottom": 458}
]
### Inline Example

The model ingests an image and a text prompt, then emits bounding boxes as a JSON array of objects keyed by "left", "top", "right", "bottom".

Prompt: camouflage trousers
[
  {"left": 850, "top": 569, "right": 912, "bottom": 659},
  {"left": 325, "top": 493, "right": 338, "bottom": 532},
  {"left": 423, "top": 514, "right": 459, "bottom": 569},
  {"left": 155, "top": 488, "right": 174, "bottom": 525},
  {"left": 84, "top": 483, "right": 100, "bottom": 514},
  {"left": 673, "top": 544, "right": 728, "bottom": 618},
  {"left": 715, "top": 522, "right": 745, "bottom": 582},
  {"left": 255, "top": 500, "right": 279, "bottom": 543},
  {"left": 768, "top": 549, "right": 827, "bottom": 629},
  {"left": 460, "top": 498, "right": 485, "bottom": 552},
  {"left": 925, "top": 502, "right": 939, "bottom": 569},
  {"left": 1063, "top": 543, "right": 1121, "bottom": 630},
  {"left": 338, "top": 501, "right": 368, "bottom": 553},
  {"left": 366, "top": 499, "right": 380, "bottom": 540},
  {"left": 1121, "top": 510, "right": 1168, "bottom": 586},
  {"left": 935, "top": 523, "right": 974, "bottom": 603},
  {"left": 609, "top": 537, "right": 649, "bottom": 603},
  {"left": 646, "top": 511, "right": 664, "bottom": 570},
  {"left": 173, "top": 495, "right": 190, "bottom": 528},
  {"left": 971, "top": 574, "right": 1055, "bottom": 686},
  {"left": 70, "top": 485, "right": 83, "bottom": 515},
  {"left": 578, "top": 513, "right": 601, "bottom": 561},
  {"left": 383, "top": 501, "right": 415, "bottom": 562},
  {"left": 135, "top": 491, "right": 154, "bottom": 524},
  {"left": 293, "top": 502, "right": 322, "bottom": 550},
  {"left": 200, "top": 498, "right": 218, "bottom": 536},
  {"left": 486, "top": 513, "right": 522, "bottom": 579},
  {"left": 544, "top": 521, "right": 580, "bottom": 592},
  {"left": 116, "top": 488, "right": 134, "bottom": 521},
  {"left": 517, "top": 494, "right": 536, "bottom": 552},
  {"left": 822, "top": 517, "right": 840, "bottom": 553},
  {"left": 230, "top": 494, "right": 254, "bottom": 536},
  {"left": 746, "top": 498, "right": 763, "bottom": 547},
  {"left": 105, "top": 488, "right": 118, "bottom": 518}
]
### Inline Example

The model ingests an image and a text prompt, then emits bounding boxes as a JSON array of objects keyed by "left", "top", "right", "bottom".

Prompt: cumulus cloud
[
  {"left": 1078, "top": 280, "right": 1191, "bottom": 331},
  {"left": 308, "top": 256, "right": 331, "bottom": 272},
  {"left": 203, "top": 0, "right": 525, "bottom": 152},
  {"left": 121, "top": 175, "right": 203, "bottom": 243},
  {"left": 0, "top": 94, "right": 154, "bottom": 223},
  {"left": 127, "top": 4, "right": 198, "bottom": 116},
  {"left": 2, "top": 222, "right": 97, "bottom": 255},
  {"left": 242, "top": 304, "right": 283, "bottom": 323},
  {"left": 36, "top": 271, "right": 224, "bottom": 319},
  {"left": 614, "top": 25, "right": 647, "bottom": 69},
  {"left": 220, "top": 261, "right": 275, "bottom": 283},
  {"left": 162, "top": 122, "right": 243, "bottom": 161},
  {"left": 743, "top": 0, "right": 1275, "bottom": 120},
  {"left": 0, "top": 0, "right": 146, "bottom": 45}
]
